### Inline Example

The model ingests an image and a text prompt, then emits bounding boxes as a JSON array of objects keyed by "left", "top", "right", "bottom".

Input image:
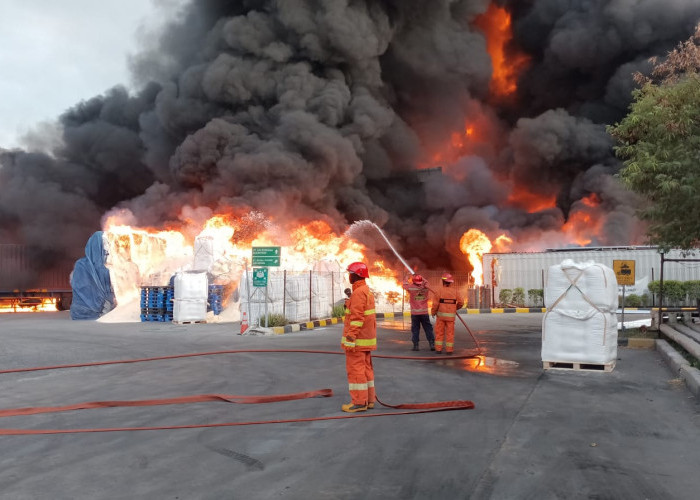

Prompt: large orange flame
[
  {"left": 0, "top": 298, "right": 57, "bottom": 314},
  {"left": 474, "top": 4, "right": 531, "bottom": 99},
  {"left": 506, "top": 185, "right": 557, "bottom": 213},
  {"left": 101, "top": 212, "right": 406, "bottom": 314},
  {"left": 562, "top": 193, "right": 605, "bottom": 246},
  {"left": 460, "top": 229, "right": 513, "bottom": 286},
  {"left": 459, "top": 229, "right": 493, "bottom": 286}
]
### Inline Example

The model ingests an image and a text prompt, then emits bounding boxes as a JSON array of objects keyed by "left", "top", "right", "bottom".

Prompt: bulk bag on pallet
[
  {"left": 173, "top": 271, "right": 208, "bottom": 323},
  {"left": 542, "top": 309, "right": 617, "bottom": 365},
  {"left": 542, "top": 260, "right": 618, "bottom": 369}
]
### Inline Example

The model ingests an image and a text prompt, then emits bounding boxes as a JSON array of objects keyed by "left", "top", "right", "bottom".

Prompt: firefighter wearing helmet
[
  {"left": 402, "top": 274, "right": 435, "bottom": 351},
  {"left": 430, "top": 273, "right": 464, "bottom": 354},
  {"left": 340, "top": 262, "right": 377, "bottom": 413}
]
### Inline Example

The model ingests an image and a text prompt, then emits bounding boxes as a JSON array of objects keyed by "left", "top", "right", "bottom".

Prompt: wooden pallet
[{"left": 543, "top": 360, "right": 615, "bottom": 372}]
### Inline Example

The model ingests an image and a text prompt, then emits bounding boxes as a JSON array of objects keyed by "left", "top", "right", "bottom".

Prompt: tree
[
  {"left": 608, "top": 24, "right": 700, "bottom": 250},
  {"left": 385, "top": 291, "right": 400, "bottom": 312}
]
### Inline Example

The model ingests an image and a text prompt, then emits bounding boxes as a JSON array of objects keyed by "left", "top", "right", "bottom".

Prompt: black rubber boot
[
  {"left": 412, "top": 344, "right": 419, "bottom": 351},
  {"left": 430, "top": 343, "right": 435, "bottom": 351}
]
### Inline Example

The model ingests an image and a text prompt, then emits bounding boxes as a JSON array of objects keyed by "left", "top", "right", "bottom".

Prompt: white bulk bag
[
  {"left": 542, "top": 309, "right": 617, "bottom": 365},
  {"left": 545, "top": 259, "right": 618, "bottom": 313},
  {"left": 173, "top": 271, "right": 208, "bottom": 322}
]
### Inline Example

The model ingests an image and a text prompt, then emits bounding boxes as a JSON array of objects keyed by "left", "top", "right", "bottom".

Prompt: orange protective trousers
[
  {"left": 434, "top": 318, "right": 455, "bottom": 353},
  {"left": 345, "top": 350, "right": 375, "bottom": 406}
]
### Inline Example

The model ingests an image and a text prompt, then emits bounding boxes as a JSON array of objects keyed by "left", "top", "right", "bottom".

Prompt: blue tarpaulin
[{"left": 70, "top": 231, "right": 116, "bottom": 320}]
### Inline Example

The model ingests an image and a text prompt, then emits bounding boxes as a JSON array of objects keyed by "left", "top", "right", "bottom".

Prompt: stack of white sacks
[
  {"left": 173, "top": 271, "right": 208, "bottom": 323},
  {"left": 542, "top": 260, "right": 618, "bottom": 367}
]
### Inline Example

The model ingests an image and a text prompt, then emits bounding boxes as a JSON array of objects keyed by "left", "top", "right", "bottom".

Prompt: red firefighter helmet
[
  {"left": 412, "top": 274, "right": 424, "bottom": 285},
  {"left": 347, "top": 262, "right": 370, "bottom": 278},
  {"left": 441, "top": 273, "right": 454, "bottom": 283}
]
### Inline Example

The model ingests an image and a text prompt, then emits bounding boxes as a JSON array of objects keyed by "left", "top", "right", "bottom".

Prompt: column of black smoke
[{"left": 1, "top": 0, "right": 699, "bottom": 283}]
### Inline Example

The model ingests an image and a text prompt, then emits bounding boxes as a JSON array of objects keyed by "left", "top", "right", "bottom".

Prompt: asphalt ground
[{"left": 0, "top": 312, "right": 699, "bottom": 499}]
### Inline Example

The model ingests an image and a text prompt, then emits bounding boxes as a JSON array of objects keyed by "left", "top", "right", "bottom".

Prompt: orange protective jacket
[
  {"left": 342, "top": 280, "right": 377, "bottom": 352},
  {"left": 430, "top": 286, "right": 463, "bottom": 322}
]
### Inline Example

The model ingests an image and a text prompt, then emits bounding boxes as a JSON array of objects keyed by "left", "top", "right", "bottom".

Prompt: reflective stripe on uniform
[
  {"left": 438, "top": 312, "right": 456, "bottom": 317},
  {"left": 342, "top": 337, "right": 356, "bottom": 348},
  {"left": 349, "top": 382, "right": 369, "bottom": 391},
  {"left": 350, "top": 321, "right": 364, "bottom": 327},
  {"left": 411, "top": 308, "right": 429, "bottom": 314},
  {"left": 355, "top": 338, "right": 377, "bottom": 347},
  {"left": 364, "top": 309, "right": 375, "bottom": 315},
  {"left": 367, "top": 380, "right": 375, "bottom": 387}
]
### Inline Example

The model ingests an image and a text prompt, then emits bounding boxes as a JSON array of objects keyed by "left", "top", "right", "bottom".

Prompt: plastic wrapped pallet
[
  {"left": 542, "top": 260, "right": 618, "bottom": 369},
  {"left": 173, "top": 271, "right": 208, "bottom": 323},
  {"left": 238, "top": 268, "right": 344, "bottom": 325}
]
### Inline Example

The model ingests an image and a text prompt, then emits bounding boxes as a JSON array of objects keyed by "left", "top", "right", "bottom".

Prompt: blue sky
[{"left": 0, "top": 0, "right": 186, "bottom": 149}]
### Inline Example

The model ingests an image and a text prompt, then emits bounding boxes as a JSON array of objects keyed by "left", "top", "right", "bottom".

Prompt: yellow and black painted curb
[
  {"left": 270, "top": 307, "right": 549, "bottom": 334},
  {"left": 461, "top": 307, "right": 547, "bottom": 314},
  {"left": 271, "top": 317, "right": 343, "bottom": 335}
]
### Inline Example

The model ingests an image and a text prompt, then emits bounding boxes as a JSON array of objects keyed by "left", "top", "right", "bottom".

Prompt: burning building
[{"left": 1, "top": 0, "right": 700, "bottom": 316}]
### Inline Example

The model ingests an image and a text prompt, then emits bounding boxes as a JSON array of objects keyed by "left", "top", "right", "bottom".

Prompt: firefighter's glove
[
  {"left": 344, "top": 288, "right": 352, "bottom": 298},
  {"left": 343, "top": 335, "right": 356, "bottom": 351}
]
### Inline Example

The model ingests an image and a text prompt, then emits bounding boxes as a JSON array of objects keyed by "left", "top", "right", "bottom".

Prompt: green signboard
[
  {"left": 252, "top": 267, "right": 268, "bottom": 287},
  {"left": 252, "top": 246, "right": 281, "bottom": 267}
]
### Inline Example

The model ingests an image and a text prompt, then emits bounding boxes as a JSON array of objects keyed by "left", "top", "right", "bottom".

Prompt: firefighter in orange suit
[
  {"left": 341, "top": 262, "right": 377, "bottom": 413},
  {"left": 431, "top": 273, "right": 463, "bottom": 354}
]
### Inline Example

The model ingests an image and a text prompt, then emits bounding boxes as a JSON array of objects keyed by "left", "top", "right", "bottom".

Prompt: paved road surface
[{"left": 0, "top": 312, "right": 698, "bottom": 499}]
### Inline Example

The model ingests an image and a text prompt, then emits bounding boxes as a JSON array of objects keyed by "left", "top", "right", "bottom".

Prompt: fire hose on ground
[
  {"left": 0, "top": 225, "right": 486, "bottom": 435},
  {"left": 0, "top": 349, "right": 476, "bottom": 436}
]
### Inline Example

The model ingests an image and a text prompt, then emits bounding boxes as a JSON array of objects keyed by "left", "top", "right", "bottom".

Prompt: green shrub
[
  {"left": 684, "top": 281, "right": 700, "bottom": 302},
  {"left": 622, "top": 294, "right": 642, "bottom": 308},
  {"left": 258, "top": 313, "right": 289, "bottom": 327},
  {"left": 512, "top": 287, "right": 525, "bottom": 307},
  {"left": 499, "top": 289, "right": 513, "bottom": 305},
  {"left": 664, "top": 280, "right": 686, "bottom": 305},
  {"left": 648, "top": 280, "right": 687, "bottom": 305},
  {"left": 528, "top": 289, "right": 544, "bottom": 306},
  {"left": 332, "top": 304, "right": 346, "bottom": 318}
]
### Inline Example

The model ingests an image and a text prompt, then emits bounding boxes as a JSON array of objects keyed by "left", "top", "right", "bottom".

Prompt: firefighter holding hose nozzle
[
  {"left": 402, "top": 274, "right": 435, "bottom": 351},
  {"left": 340, "top": 262, "right": 377, "bottom": 413}
]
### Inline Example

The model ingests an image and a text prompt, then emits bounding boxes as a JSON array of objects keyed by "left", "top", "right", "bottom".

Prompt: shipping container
[
  {"left": 483, "top": 246, "right": 700, "bottom": 306},
  {"left": 0, "top": 244, "right": 74, "bottom": 311}
]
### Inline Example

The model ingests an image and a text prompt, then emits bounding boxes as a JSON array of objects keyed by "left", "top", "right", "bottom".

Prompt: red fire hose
[
  {"left": 0, "top": 349, "right": 476, "bottom": 436},
  {"left": 423, "top": 284, "right": 483, "bottom": 354}
]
